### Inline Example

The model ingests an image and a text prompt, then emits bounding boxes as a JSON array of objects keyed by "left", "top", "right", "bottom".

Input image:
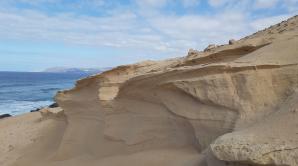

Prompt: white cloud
[
  {"left": 2, "top": 0, "right": 107, "bottom": 10},
  {"left": 148, "top": 11, "right": 250, "bottom": 50},
  {"left": 0, "top": 9, "right": 182, "bottom": 54},
  {"left": 0, "top": 7, "right": 251, "bottom": 56},
  {"left": 13, "top": 0, "right": 60, "bottom": 5},
  {"left": 250, "top": 14, "right": 291, "bottom": 30},
  {"left": 68, "top": 0, "right": 106, "bottom": 9},
  {"left": 181, "top": 0, "right": 201, "bottom": 7},
  {"left": 0, "top": 0, "right": 296, "bottom": 58},
  {"left": 135, "top": 0, "right": 202, "bottom": 11},
  {"left": 208, "top": 0, "right": 229, "bottom": 7},
  {"left": 136, "top": 0, "right": 168, "bottom": 8},
  {"left": 254, "top": 0, "right": 279, "bottom": 9},
  {"left": 284, "top": 0, "right": 298, "bottom": 12}
]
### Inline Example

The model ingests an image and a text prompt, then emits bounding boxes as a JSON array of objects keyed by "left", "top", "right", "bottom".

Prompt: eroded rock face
[
  {"left": 52, "top": 15, "right": 298, "bottom": 166},
  {"left": 4, "top": 16, "right": 298, "bottom": 166},
  {"left": 211, "top": 91, "right": 298, "bottom": 165}
]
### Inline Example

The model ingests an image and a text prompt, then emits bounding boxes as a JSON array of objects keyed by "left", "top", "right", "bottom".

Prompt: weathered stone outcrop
[
  {"left": 2, "top": 15, "right": 298, "bottom": 166},
  {"left": 52, "top": 15, "right": 298, "bottom": 166}
]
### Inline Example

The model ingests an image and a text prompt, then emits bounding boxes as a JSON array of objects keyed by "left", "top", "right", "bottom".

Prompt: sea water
[{"left": 0, "top": 72, "right": 90, "bottom": 115}]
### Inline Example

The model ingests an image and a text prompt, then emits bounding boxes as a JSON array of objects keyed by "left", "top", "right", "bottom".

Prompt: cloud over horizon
[{"left": 0, "top": 0, "right": 297, "bottom": 71}]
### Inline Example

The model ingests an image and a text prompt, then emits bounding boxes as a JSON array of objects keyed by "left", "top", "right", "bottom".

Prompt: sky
[{"left": 0, "top": 0, "right": 297, "bottom": 71}]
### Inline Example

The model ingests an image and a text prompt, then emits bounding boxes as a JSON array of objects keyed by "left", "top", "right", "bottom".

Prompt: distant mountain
[{"left": 43, "top": 67, "right": 111, "bottom": 74}]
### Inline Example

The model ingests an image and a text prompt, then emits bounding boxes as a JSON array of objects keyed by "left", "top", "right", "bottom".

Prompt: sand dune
[{"left": 1, "top": 15, "right": 298, "bottom": 166}]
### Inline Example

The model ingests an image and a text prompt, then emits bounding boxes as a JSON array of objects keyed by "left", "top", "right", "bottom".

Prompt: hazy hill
[{"left": 43, "top": 67, "right": 111, "bottom": 74}]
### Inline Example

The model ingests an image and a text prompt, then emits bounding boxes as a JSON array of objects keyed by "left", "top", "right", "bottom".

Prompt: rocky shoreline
[
  {"left": 0, "top": 102, "right": 59, "bottom": 120},
  {"left": 0, "top": 114, "right": 11, "bottom": 119}
]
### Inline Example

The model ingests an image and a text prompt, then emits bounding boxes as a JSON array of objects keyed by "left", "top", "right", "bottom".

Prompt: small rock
[
  {"left": 40, "top": 108, "right": 64, "bottom": 119},
  {"left": 188, "top": 48, "right": 197, "bottom": 54},
  {"left": 0, "top": 114, "right": 12, "bottom": 119},
  {"left": 204, "top": 44, "right": 217, "bottom": 52},
  {"left": 30, "top": 108, "right": 42, "bottom": 112},
  {"left": 229, "top": 39, "right": 236, "bottom": 45},
  {"left": 30, "top": 103, "right": 58, "bottom": 112},
  {"left": 49, "top": 102, "right": 59, "bottom": 108},
  {"left": 8, "top": 145, "right": 14, "bottom": 152},
  {"left": 187, "top": 49, "right": 199, "bottom": 57}
]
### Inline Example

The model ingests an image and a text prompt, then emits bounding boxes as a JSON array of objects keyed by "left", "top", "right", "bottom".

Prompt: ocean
[{"left": 0, "top": 72, "right": 90, "bottom": 115}]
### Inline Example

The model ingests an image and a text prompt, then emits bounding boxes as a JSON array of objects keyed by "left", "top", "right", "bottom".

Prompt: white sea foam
[
  {"left": 0, "top": 71, "right": 88, "bottom": 116},
  {"left": 0, "top": 100, "right": 53, "bottom": 115}
]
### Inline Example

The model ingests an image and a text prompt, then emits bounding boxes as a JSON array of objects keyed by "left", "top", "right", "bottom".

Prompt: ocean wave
[
  {"left": 0, "top": 72, "right": 84, "bottom": 116},
  {"left": 0, "top": 83, "right": 35, "bottom": 89},
  {"left": 40, "top": 88, "right": 61, "bottom": 93},
  {"left": 0, "top": 100, "right": 53, "bottom": 115}
]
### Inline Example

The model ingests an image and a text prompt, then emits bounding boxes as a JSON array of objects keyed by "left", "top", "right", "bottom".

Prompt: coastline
[
  {"left": 0, "top": 71, "right": 93, "bottom": 116},
  {"left": 0, "top": 102, "right": 59, "bottom": 120},
  {"left": 0, "top": 16, "right": 298, "bottom": 166}
]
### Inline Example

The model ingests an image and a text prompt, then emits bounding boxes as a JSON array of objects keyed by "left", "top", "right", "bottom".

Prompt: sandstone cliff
[{"left": 1, "top": 15, "right": 298, "bottom": 166}]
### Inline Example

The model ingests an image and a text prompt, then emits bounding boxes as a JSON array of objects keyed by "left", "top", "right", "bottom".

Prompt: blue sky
[{"left": 0, "top": 0, "right": 297, "bottom": 71}]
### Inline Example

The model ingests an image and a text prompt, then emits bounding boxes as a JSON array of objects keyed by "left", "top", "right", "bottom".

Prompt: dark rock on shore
[
  {"left": 0, "top": 114, "right": 12, "bottom": 119},
  {"left": 49, "top": 102, "right": 59, "bottom": 108},
  {"left": 30, "top": 108, "right": 42, "bottom": 112},
  {"left": 30, "top": 103, "right": 59, "bottom": 113}
]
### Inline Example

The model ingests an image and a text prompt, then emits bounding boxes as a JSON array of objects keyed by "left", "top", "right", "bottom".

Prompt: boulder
[
  {"left": 48, "top": 102, "right": 59, "bottom": 108},
  {"left": 40, "top": 108, "right": 64, "bottom": 119},
  {"left": 187, "top": 49, "right": 199, "bottom": 56},
  {"left": 204, "top": 44, "right": 217, "bottom": 52},
  {"left": 0, "top": 114, "right": 12, "bottom": 119},
  {"left": 30, "top": 108, "right": 41, "bottom": 112},
  {"left": 229, "top": 39, "right": 236, "bottom": 45}
]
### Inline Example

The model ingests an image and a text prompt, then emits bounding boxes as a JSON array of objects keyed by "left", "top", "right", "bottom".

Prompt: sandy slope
[{"left": 1, "top": 15, "right": 298, "bottom": 166}]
